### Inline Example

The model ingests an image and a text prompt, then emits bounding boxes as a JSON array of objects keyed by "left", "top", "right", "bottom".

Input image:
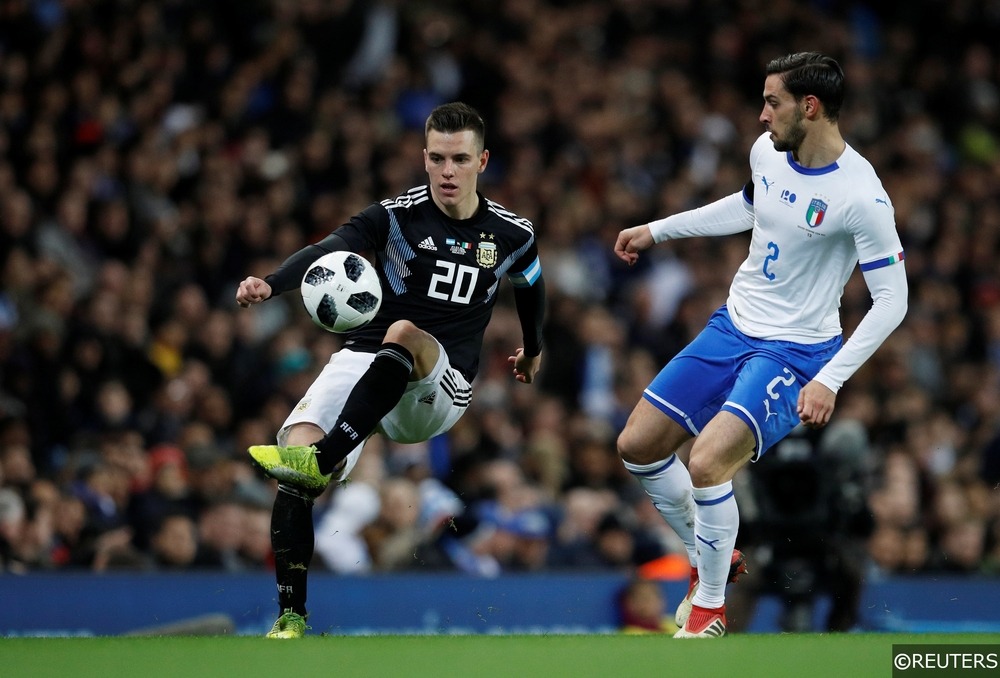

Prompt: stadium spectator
[
  {"left": 361, "top": 476, "right": 425, "bottom": 571},
  {"left": 590, "top": 511, "right": 666, "bottom": 571},
  {"left": 196, "top": 498, "right": 251, "bottom": 572},
  {"left": 313, "top": 479, "right": 381, "bottom": 574},
  {"left": 127, "top": 443, "right": 199, "bottom": 551},
  {"left": 931, "top": 517, "right": 989, "bottom": 573},
  {"left": 148, "top": 513, "right": 204, "bottom": 570},
  {"left": 237, "top": 502, "right": 275, "bottom": 571},
  {"left": 403, "top": 510, "right": 504, "bottom": 577},
  {"left": 547, "top": 487, "right": 620, "bottom": 569},
  {"left": 0, "top": 488, "right": 27, "bottom": 573},
  {"left": 503, "top": 507, "right": 554, "bottom": 572},
  {"left": 91, "top": 530, "right": 150, "bottom": 573},
  {"left": 48, "top": 491, "right": 90, "bottom": 569},
  {"left": 618, "top": 576, "right": 678, "bottom": 635},
  {"left": 867, "top": 524, "right": 907, "bottom": 575}
]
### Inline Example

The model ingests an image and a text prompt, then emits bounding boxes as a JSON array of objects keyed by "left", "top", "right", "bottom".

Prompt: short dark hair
[
  {"left": 766, "top": 52, "right": 845, "bottom": 121},
  {"left": 425, "top": 102, "right": 486, "bottom": 151}
]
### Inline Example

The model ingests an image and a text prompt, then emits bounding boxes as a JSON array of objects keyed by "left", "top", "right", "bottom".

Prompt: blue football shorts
[{"left": 643, "top": 306, "right": 841, "bottom": 460}]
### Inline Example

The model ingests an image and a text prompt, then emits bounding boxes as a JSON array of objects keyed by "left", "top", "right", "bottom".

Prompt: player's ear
[
  {"left": 802, "top": 95, "right": 821, "bottom": 120},
  {"left": 478, "top": 148, "right": 489, "bottom": 173}
]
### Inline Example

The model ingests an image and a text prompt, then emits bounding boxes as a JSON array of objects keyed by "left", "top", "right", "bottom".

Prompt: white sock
[
  {"left": 690, "top": 481, "right": 739, "bottom": 609},
  {"left": 624, "top": 455, "right": 697, "bottom": 566}
]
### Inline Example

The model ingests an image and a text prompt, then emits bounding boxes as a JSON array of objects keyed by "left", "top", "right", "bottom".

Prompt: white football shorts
[{"left": 277, "top": 341, "right": 471, "bottom": 481}]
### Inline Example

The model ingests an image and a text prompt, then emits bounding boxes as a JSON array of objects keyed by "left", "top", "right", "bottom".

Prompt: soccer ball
[{"left": 300, "top": 251, "right": 382, "bottom": 333}]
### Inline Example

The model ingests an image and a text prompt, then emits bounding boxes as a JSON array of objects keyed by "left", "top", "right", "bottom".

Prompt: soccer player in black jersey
[{"left": 235, "top": 102, "right": 546, "bottom": 638}]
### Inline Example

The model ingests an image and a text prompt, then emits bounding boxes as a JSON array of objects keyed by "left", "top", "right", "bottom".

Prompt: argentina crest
[{"left": 476, "top": 240, "right": 497, "bottom": 268}]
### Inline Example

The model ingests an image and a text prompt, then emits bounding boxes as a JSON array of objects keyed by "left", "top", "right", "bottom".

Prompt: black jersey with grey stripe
[{"left": 331, "top": 185, "right": 541, "bottom": 382}]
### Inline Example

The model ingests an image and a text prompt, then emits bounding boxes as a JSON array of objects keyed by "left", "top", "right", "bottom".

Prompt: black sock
[
  {"left": 271, "top": 486, "right": 315, "bottom": 616},
  {"left": 314, "top": 343, "right": 414, "bottom": 475}
]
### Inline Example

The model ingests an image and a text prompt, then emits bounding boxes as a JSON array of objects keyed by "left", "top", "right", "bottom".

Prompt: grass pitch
[{"left": 4, "top": 632, "right": 995, "bottom": 678}]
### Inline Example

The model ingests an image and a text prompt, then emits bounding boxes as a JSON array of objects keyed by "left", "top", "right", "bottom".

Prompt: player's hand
[
  {"left": 614, "top": 224, "right": 654, "bottom": 266},
  {"left": 797, "top": 380, "right": 836, "bottom": 429},
  {"left": 509, "top": 348, "right": 541, "bottom": 384},
  {"left": 236, "top": 276, "right": 272, "bottom": 308}
]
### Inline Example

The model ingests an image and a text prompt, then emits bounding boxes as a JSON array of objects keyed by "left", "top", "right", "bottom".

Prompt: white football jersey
[{"left": 728, "top": 132, "right": 903, "bottom": 343}]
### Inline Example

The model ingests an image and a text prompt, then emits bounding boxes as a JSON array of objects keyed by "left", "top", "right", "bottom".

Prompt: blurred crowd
[{"left": 1, "top": 0, "right": 999, "bottom": 586}]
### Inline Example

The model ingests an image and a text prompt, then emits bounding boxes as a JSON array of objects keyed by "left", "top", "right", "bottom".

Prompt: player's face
[
  {"left": 760, "top": 74, "right": 806, "bottom": 153},
  {"left": 424, "top": 129, "right": 488, "bottom": 220}
]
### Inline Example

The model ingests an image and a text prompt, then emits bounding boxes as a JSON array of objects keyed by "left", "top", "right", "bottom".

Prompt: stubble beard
[{"left": 772, "top": 110, "right": 806, "bottom": 153}]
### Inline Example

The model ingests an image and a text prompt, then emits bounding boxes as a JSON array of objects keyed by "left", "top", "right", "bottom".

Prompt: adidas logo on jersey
[
  {"left": 418, "top": 237, "right": 437, "bottom": 251},
  {"left": 418, "top": 392, "right": 437, "bottom": 405}
]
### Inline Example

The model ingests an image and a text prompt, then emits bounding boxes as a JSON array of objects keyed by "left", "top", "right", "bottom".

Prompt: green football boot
[
  {"left": 265, "top": 609, "right": 309, "bottom": 639},
  {"left": 248, "top": 445, "right": 332, "bottom": 495}
]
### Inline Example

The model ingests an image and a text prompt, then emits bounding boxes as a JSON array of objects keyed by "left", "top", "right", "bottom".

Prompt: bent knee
[
  {"left": 617, "top": 428, "right": 660, "bottom": 466},
  {"left": 383, "top": 320, "right": 438, "bottom": 376},
  {"left": 686, "top": 447, "right": 750, "bottom": 487},
  {"left": 685, "top": 455, "right": 714, "bottom": 487},
  {"left": 383, "top": 319, "right": 422, "bottom": 345},
  {"left": 618, "top": 419, "right": 692, "bottom": 466}
]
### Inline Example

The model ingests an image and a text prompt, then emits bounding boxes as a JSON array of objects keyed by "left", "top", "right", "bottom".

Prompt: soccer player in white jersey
[{"left": 613, "top": 52, "right": 907, "bottom": 638}]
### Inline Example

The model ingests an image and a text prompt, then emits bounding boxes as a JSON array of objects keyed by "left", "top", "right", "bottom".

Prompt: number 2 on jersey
[
  {"left": 428, "top": 260, "right": 479, "bottom": 304},
  {"left": 762, "top": 241, "right": 779, "bottom": 281}
]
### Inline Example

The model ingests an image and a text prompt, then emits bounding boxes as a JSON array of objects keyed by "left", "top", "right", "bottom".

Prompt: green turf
[{"left": 3, "top": 633, "right": 997, "bottom": 678}]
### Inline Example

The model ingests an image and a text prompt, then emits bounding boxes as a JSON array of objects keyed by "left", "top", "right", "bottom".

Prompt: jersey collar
[{"left": 785, "top": 152, "right": 839, "bottom": 175}]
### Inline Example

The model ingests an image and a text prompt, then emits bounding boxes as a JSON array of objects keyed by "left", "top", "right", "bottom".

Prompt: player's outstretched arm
[
  {"left": 614, "top": 224, "right": 654, "bottom": 266},
  {"left": 509, "top": 348, "right": 541, "bottom": 384},
  {"left": 236, "top": 276, "right": 273, "bottom": 308}
]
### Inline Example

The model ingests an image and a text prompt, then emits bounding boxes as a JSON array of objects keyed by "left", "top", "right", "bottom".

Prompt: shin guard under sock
[
  {"left": 314, "top": 343, "right": 414, "bottom": 474},
  {"left": 624, "top": 455, "right": 698, "bottom": 566},
  {"left": 272, "top": 486, "right": 316, "bottom": 615},
  {"left": 691, "top": 481, "right": 739, "bottom": 609}
]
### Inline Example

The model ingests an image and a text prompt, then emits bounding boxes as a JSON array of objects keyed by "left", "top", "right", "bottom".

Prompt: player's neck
[
  {"left": 792, "top": 127, "right": 846, "bottom": 168},
  {"left": 434, "top": 193, "right": 481, "bottom": 221}
]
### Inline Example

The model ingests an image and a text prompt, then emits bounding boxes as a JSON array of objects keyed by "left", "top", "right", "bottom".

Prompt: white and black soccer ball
[{"left": 300, "top": 251, "right": 382, "bottom": 333}]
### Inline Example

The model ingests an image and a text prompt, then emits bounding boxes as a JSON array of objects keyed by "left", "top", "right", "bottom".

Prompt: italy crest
[{"left": 805, "top": 198, "right": 828, "bottom": 228}]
